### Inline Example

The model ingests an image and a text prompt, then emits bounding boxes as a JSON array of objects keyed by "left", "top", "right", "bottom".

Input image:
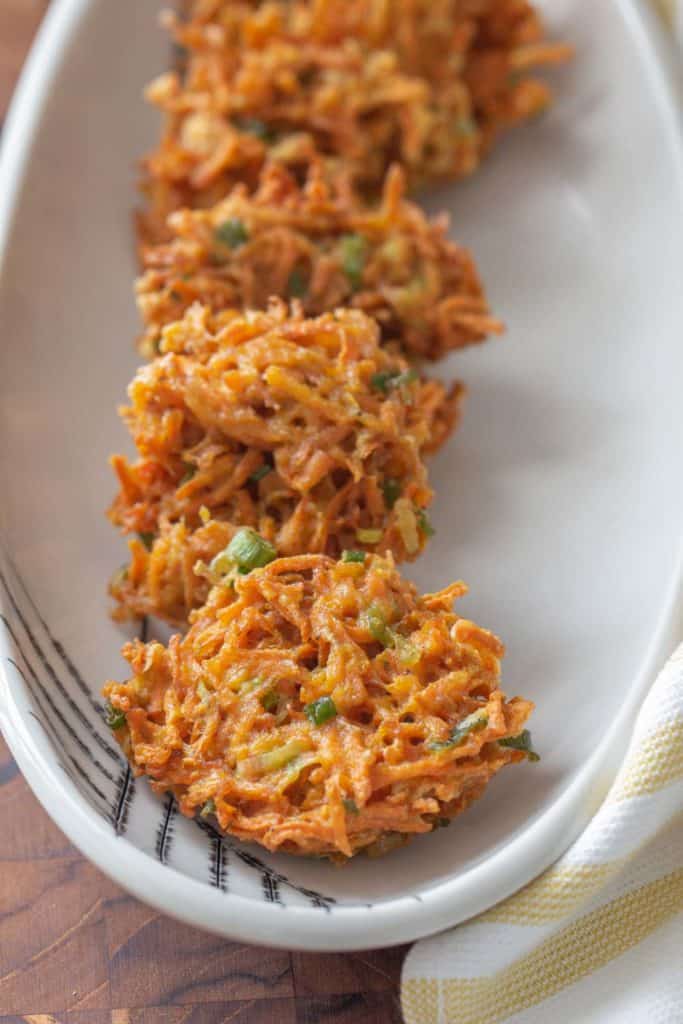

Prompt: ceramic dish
[{"left": 0, "top": 0, "right": 682, "bottom": 952}]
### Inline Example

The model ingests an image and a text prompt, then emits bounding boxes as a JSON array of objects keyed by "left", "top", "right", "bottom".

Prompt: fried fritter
[
  {"left": 137, "top": 163, "right": 502, "bottom": 361},
  {"left": 104, "top": 551, "right": 536, "bottom": 859},
  {"left": 140, "top": 0, "right": 570, "bottom": 240},
  {"left": 110, "top": 303, "right": 462, "bottom": 625}
]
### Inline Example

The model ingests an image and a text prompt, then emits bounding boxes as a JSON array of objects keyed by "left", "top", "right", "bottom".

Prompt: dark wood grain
[
  {"left": 0, "top": 7, "right": 408, "bottom": 1021},
  {"left": 0, "top": 730, "right": 407, "bottom": 1021}
]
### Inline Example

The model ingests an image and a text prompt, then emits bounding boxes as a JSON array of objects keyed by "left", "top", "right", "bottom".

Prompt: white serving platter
[{"left": 0, "top": 0, "right": 681, "bottom": 951}]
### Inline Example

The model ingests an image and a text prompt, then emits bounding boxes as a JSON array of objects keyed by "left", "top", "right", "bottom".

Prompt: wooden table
[{"left": 0, "top": 7, "right": 406, "bottom": 1021}]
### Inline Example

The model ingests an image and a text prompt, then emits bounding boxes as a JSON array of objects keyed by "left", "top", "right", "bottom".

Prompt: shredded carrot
[
  {"left": 139, "top": 0, "right": 571, "bottom": 241},
  {"left": 109, "top": 303, "right": 463, "bottom": 625},
  {"left": 137, "top": 161, "right": 503, "bottom": 361},
  {"left": 105, "top": 552, "right": 534, "bottom": 858}
]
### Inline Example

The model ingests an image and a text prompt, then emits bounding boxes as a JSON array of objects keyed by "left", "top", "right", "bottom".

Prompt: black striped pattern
[
  {"left": 0, "top": 565, "right": 119, "bottom": 760},
  {"left": 197, "top": 819, "right": 229, "bottom": 892},
  {"left": 6, "top": 553, "right": 106, "bottom": 714},
  {"left": 215, "top": 830, "right": 335, "bottom": 910},
  {"left": 155, "top": 794, "right": 177, "bottom": 864},
  {"left": 113, "top": 764, "right": 135, "bottom": 836},
  {"left": 2, "top": 629, "right": 117, "bottom": 824},
  {"left": 262, "top": 872, "right": 281, "bottom": 904},
  {"left": 0, "top": 548, "right": 337, "bottom": 910}
]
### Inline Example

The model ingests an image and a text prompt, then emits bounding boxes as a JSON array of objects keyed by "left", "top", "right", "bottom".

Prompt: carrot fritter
[
  {"left": 109, "top": 303, "right": 463, "bottom": 625},
  {"left": 137, "top": 162, "right": 502, "bottom": 362},
  {"left": 140, "top": 0, "right": 570, "bottom": 240},
  {"left": 104, "top": 552, "right": 536, "bottom": 859}
]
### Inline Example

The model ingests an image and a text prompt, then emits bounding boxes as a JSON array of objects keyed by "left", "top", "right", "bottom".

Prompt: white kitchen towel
[
  {"left": 402, "top": 640, "right": 683, "bottom": 1024},
  {"left": 402, "top": 6, "right": 683, "bottom": 1020}
]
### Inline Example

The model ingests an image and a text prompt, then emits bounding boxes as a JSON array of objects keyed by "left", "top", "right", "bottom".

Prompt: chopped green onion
[
  {"left": 499, "top": 730, "right": 540, "bottom": 762},
  {"left": 363, "top": 605, "right": 419, "bottom": 664},
  {"left": 249, "top": 464, "right": 272, "bottom": 483},
  {"left": 236, "top": 117, "right": 274, "bottom": 142},
  {"left": 226, "top": 528, "right": 277, "bottom": 573},
  {"left": 370, "top": 368, "right": 418, "bottom": 395},
  {"left": 416, "top": 508, "right": 435, "bottom": 538},
  {"left": 170, "top": 289, "right": 183, "bottom": 302},
  {"left": 356, "top": 527, "right": 383, "bottom": 544},
  {"left": 455, "top": 116, "right": 476, "bottom": 138},
  {"left": 428, "top": 711, "right": 489, "bottom": 752},
  {"left": 304, "top": 695, "right": 337, "bottom": 726},
  {"left": 395, "top": 635, "right": 420, "bottom": 668},
  {"left": 396, "top": 368, "right": 419, "bottom": 388},
  {"left": 180, "top": 462, "right": 196, "bottom": 484},
  {"left": 137, "top": 532, "right": 155, "bottom": 551},
  {"left": 340, "top": 233, "right": 367, "bottom": 291},
  {"left": 215, "top": 218, "right": 249, "bottom": 250},
  {"left": 200, "top": 798, "right": 216, "bottom": 818},
  {"left": 394, "top": 498, "right": 420, "bottom": 556},
  {"left": 104, "top": 700, "right": 126, "bottom": 731},
  {"left": 365, "top": 603, "right": 394, "bottom": 648},
  {"left": 260, "top": 689, "right": 280, "bottom": 713},
  {"left": 287, "top": 266, "right": 309, "bottom": 298},
  {"left": 382, "top": 478, "right": 401, "bottom": 509},
  {"left": 343, "top": 797, "right": 360, "bottom": 815},
  {"left": 370, "top": 371, "right": 395, "bottom": 394},
  {"left": 232, "top": 675, "right": 264, "bottom": 694},
  {"left": 208, "top": 548, "right": 234, "bottom": 580},
  {"left": 257, "top": 739, "right": 308, "bottom": 773},
  {"left": 341, "top": 549, "right": 366, "bottom": 564}
]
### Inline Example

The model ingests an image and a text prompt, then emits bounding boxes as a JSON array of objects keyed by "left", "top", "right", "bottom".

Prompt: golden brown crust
[
  {"left": 137, "top": 163, "right": 503, "bottom": 361},
  {"left": 140, "top": 0, "right": 571, "bottom": 240},
  {"left": 109, "top": 304, "right": 463, "bottom": 624},
  {"left": 104, "top": 553, "right": 534, "bottom": 858}
]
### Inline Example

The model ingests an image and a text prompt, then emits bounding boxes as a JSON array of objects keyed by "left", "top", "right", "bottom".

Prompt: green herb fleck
[
  {"left": 428, "top": 711, "right": 489, "bottom": 752},
  {"left": 304, "top": 696, "right": 337, "bottom": 726},
  {"left": 236, "top": 117, "right": 274, "bottom": 142},
  {"left": 370, "top": 368, "right": 418, "bottom": 395},
  {"left": 226, "top": 528, "right": 277, "bottom": 573},
  {"left": 341, "top": 549, "right": 366, "bottom": 564},
  {"left": 180, "top": 462, "right": 196, "bottom": 484},
  {"left": 236, "top": 676, "right": 264, "bottom": 694},
  {"left": 382, "top": 478, "right": 401, "bottom": 509},
  {"left": 104, "top": 700, "right": 126, "bottom": 731},
  {"left": 249, "top": 464, "right": 272, "bottom": 483},
  {"left": 261, "top": 689, "right": 280, "bottom": 713},
  {"left": 287, "top": 266, "right": 309, "bottom": 298},
  {"left": 416, "top": 508, "right": 435, "bottom": 538},
  {"left": 340, "top": 233, "right": 367, "bottom": 291},
  {"left": 365, "top": 603, "right": 394, "bottom": 648},
  {"left": 343, "top": 797, "right": 360, "bottom": 815},
  {"left": 499, "top": 730, "right": 540, "bottom": 762},
  {"left": 137, "top": 532, "right": 155, "bottom": 551},
  {"left": 215, "top": 218, "right": 249, "bottom": 250}
]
